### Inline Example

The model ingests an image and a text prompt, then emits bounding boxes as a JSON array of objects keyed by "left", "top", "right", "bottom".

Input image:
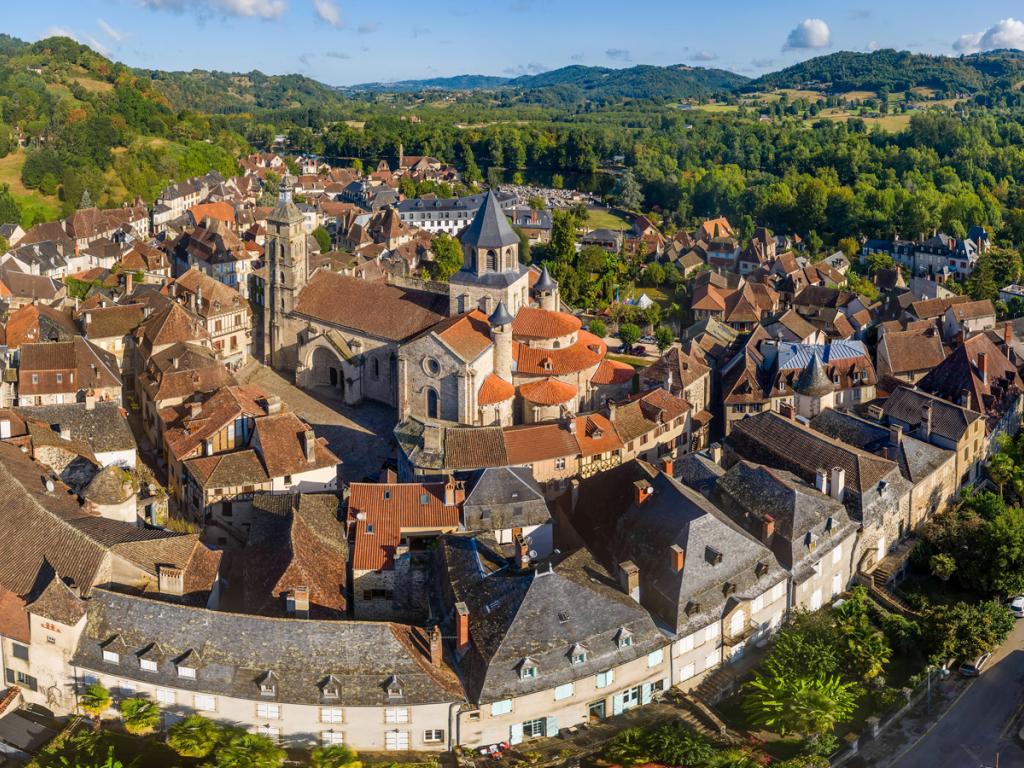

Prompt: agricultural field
[{"left": 0, "top": 148, "right": 62, "bottom": 226}]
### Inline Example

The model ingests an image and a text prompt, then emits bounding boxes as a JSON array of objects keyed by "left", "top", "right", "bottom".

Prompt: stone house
[
  {"left": 16, "top": 338, "right": 121, "bottom": 407},
  {"left": 172, "top": 268, "right": 251, "bottom": 369}
]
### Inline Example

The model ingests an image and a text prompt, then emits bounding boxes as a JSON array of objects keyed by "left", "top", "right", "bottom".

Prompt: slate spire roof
[
  {"left": 534, "top": 265, "right": 557, "bottom": 293},
  {"left": 795, "top": 351, "right": 833, "bottom": 397},
  {"left": 488, "top": 300, "right": 514, "bottom": 327},
  {"left": 460, "top": 191, "right": 519, "bottom": 250}
]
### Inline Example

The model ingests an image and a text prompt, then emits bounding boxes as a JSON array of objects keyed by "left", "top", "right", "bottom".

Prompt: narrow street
[{"left": 876, "top": 617, "right": 1024, "bottom": 768}]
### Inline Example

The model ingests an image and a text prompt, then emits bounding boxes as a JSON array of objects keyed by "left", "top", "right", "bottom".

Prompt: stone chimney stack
[
  {"left": 830, "top": 467, "right": 846, "bottom": 503},
  {"left": 618, "top": 560, "right": 640, "bottom": 602},
  {"left": 429, "top": 625, "right": 443, "bottom": 667},
  {"left": 922, "top": 403, "right": 933, "bottom": 438},
  {"left": 287, "top": 586, "right": 310, "bottom": 618},
  {"left": 670, "top": 544, "right": 685, "bottom": 573},
  {"left": 815, "top": 468, "right": 829, "bottom": 495},
  {"left": 303, "top": 429, "right": 316, "bottom": 463},
  {"left": 633, "top": 479, "right": 653, "bottom": 506},
  {"left": 761, "top": 514, "right": 775, "bottom": 545},
  {"left": 455, "top": 602, "right": 470, "bottom": 654},
  {"left": 157, "top": 565, "right": 184, "bottom": 597},
  {"left": 978, "top": 351, "right": 989, "bottom": 384}
]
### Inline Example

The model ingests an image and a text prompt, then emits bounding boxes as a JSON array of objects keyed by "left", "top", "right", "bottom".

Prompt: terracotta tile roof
[
  {"left": 910, "top": 295, "right": 972, "bottom": 320},
  {"left": 296, "top": 270, "right": 449, "bottom": 342},
  {"left": 947, "top": 299, "right": 996, "bottom": 321},
  {"left": 477, "top": 373, "right": 515, "bottom": 405},
  {"left": 5, "top": 304, "right": 41, "bottom": 348},
  {"left": 0, "top": 586, "right": 29, "bottom": 643},
  {"left": 513, "top": 331, "right": 606, "bottom": 376},
  {"left": 348, "top": 482, "right": 461, "bottom": 571},
  {"left": 254, "top": 412, "right": 339, "bottom": 479},
  {"left": 144, "top": 343, "right": 236, "bottom": 401},
  {"left": 173, "top": 268, "right": 245, "bottom": 318},
  {"left": 137, "top": 301, "right": 207, "bottom": 358},
  {"left": 610, "top": 388, "right": 690, "bottom": 444},
  {"left": 19, "top": 338, "right": 121, "bottom": 396},
  {"left": 81, "top": 304, "right": 146, "bottom": 340},
  {"left": 574, "top": 413, "right": 623, "bottom": 456},
  {"left": 433, "top": 310, "right": 493, "bottom": 361},
  {"left": 503, "top": 423, "right": 579, "bottom": 465},
  {"left": 690, "top": 283, "right": 727, "bottom": 311},
  {"left": 189, "top": 201, "right": 236, "bottom": 228},
  {"left": 118, "top": 243, "right": 169, "bottom": 273},
  {"left": 878, "top": 328, "right": 946, "bottom": 375},
  {"left": 164, "top": 384, "right": 269, "bottom": 461},
  {"left": 27, "top": 573, "right": 86, "bottom": 625},
  {"left": 918, "top": 333, "right": 1022, "bottom": 418},
  {"left": 512, "top": 307, "right": 581, "bottom": 339},
  {"left": 445, "top": 425, "right": 508, "bottom": 469},
  {"left": 519, "top": 377, "right": 578, "bottom": 405},
  {"left": 186, "top": 449, "right": 270, "bottom": 488},
  {"left": 592, "top": 358, "right": 636, "bottom": 386}
]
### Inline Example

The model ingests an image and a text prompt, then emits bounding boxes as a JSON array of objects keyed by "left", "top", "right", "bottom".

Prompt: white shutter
[
  {"left": 545, "top": 716, "right": 558, "bottom": 738},
  {"left": 641, "top": 683, "right": 652, "bottom": 705},
  {"left": 509, "top": 723, "right": 524, "bottom": 745},
  {"left": 612, "top": 693, "right": 624, "bottom": 716}
]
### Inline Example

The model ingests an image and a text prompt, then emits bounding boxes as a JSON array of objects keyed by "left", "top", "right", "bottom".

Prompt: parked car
[
  {"left": 959, "top": 653, "right": 992, "bottom": 677},
  {"left": 639, "top": 335, "right": 657, "bottom": 344},
  {"left": 1009, "top": 596, "right": 1024, "bottom": 618}
]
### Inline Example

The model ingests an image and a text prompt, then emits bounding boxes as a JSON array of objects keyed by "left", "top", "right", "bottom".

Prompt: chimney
[
  {"left": 303, "top": 429, "right": 316, "bottom": 463},
  {"left": 59, "top": 427, "right": 71, "bottom": 441},
  {"left": 830, "top": 467, "right": 846, "bottom": 502},
  {"left": 761, "top": 514, "right": 775, "bottom": 545},
  {"left": 670, "top": 544, "right": 685, "bottom": 573},
  {"left": 125, "top": 271, "right": 133, "bottom": 295},
  {"left": 264, "top": 395, "right": 282, "bottom": 415},
  {"left": 429, "top": 625, "right": 443, "bottom": 667},
  {"left": 867, "top": 404, "right": 884, "bottom": 421},
  {"left": 709, "top": 442, "right": 723, "bottom": 465},
  {"left": 889, "top": 423, "right": 903, "bottom": 446},
  {"left": 84, "top": 312, "right": 92, "bottom": 325},
  {"left": 287, "top": 585, "right": 310, "bottom": 618},
  {"left": 633, "top": 479, "right": 653, "bottom": 506},
  {"left": 660, "top": 457, "right": 674, "bottom": 476},
  {"left": 189, "top": 401, "right": 202, "bottom": 419},
  {"left": 1005, "top": 323, "right": 1013, "bottom": 348},
  {"left": 618, "top": 560, "right": 640, "bottom": 602},
  {"left": 84, "top": 395, "right": 96, "bottom": 411},
  {"left": 157, "top": 565, "right": 184, "bottom": 597},
  {"left": 815, "top": 468, "right": 829, "bottom": 495},
  {"left": 515, "top": 534, "right": 530, "bottom": 570},
  {"left": 608, "top": 401, "right": 617, "bottom": 420},
  {"left": 443, "top": 478, "right": 464, "bottom": 507},
  {"left": 423, "top": 422, "right": 443, "bottom": 454},
  {"left": 779, "top": 401, "right": 796, "bottom": 420},
  {"left": 960, "top": 388, "right": 972, "bottom": 408},
  {"left": 455, "top": 602, "right": 470, "bottom": 653},
  {"left": 922, "top": 403, "right": 932, "bottom": 438},
  {"left": 172, "top": 356, "right": 180, "bottom": 370},
  {"left": 978, "top": 352, "right": 989, "bottom": 384}
]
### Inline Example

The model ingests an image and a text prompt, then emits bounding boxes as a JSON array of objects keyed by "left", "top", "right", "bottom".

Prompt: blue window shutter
[
  {"left": 545, "top": 716, "right": 558, "bottom": 737},
  {"left": 641, "top": 683, "right": 652, "bottom": 705},
  {"left": 612, "top": 693, "right": 624, "bottom": 716},
  {"left": 509, "top": 723, "right": 523, "bottom": 745}
]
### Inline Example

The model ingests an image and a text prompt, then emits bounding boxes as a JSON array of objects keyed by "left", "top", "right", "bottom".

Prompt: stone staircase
[
  {"left": 864, "top": 539, "right": 920, "bottom": 618},
  {"left": 693, "top": 664, "right": 740, "bottom": 705}
]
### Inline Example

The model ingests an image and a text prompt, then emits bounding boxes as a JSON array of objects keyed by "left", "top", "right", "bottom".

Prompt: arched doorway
[
  {"left": 311, "top": 346, "right": 345, "bottom": 396},
  {"left": 426, "top": 388, "right": 440, "bottom": 419}
]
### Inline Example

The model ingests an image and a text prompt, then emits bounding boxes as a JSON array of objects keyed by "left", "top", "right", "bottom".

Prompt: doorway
[{"left": 588, "top": 700, "right": 606, "bottom": 722}]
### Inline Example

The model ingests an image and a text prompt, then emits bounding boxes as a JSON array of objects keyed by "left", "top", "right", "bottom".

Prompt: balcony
[{"left": 723, "top": 617, "right": 761, "bottom": 648}]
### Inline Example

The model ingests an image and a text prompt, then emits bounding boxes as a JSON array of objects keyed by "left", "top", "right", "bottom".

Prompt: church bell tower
[{"left": 264, "top": 175, "right": 308, "bottom": 368}]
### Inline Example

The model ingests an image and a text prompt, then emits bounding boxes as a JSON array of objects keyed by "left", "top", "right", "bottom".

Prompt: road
[{"left": 885, "top": 617, "right": 1024, "bottom": 768}]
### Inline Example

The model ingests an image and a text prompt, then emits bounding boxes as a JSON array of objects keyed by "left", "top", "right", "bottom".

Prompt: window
[
  {"left": 194, "top": 695, "right": 216, "bottom": 712},
  {"left": 256, "top": 725, "right": 280, "bottom": 741},
  {"left": 384, "top": 707, "right": 409, "bottom": 724},
  {"left": 257, "top": 702, "right": 280, "bottom": 719},
  {"left": 177, "top": 666, "right": 196, "bottom": 679},
  {"left": 647, "top": 649, "right": 664, "bottom": 668},
  {"left": 554, "top": 457, "right": 566, "bottom": 470},
  {"left": 832, "top": 544, "right": 843, "bottom": 565},
  {"left": 423, "top": 729, "right": 445, "bottom": 743},
  {"left": 490, "top": 699, "right": 513, "bottom": 716},
  {"left": 102, "top": 650, "right": 119, "bottom": 664},
  {"left": 56, "top": 373, "right": 63, "bottom": 384},
  {"left": 554, "top": 683, "right": 574, "bottom": 701},
  {"left": 155, "top": 688, "right": 175, "bottom": 705},
  {"left": 571, "top": 651, "right": 587, "bottom": 665},
  {"left": 321, "top": 707, "right": 344, "bottom": 724},
  {"left": 118, "top": 681, "right": 135, "bottom": 697},
  {"left": 770, "top": 581, "right": 786, "bottom": 603},
  {"left": 704, "top": 651, "right": 719, "bottom": 671},
  {"left": 522, "top": 718, "right": 546, "bottom": 739},
  {"left": 140, "top": 659, "right": 158, "bottom": 672},
  {"left": 31, "top": 375, "right": 38, "bottom": 384},
  {"left": 675, "top": 632, "right": 695, "bottom": 654},
  {"left": 385, "top": 731, "right": 410, "bottom": 751},
  {"left": 12, "top": 644, "right": 28, "bottom": 662},
  {"left": 595, "top": 670, "right": 614, "bottom": 689},
  {"left": 705, "top": 623, "right": 719, "bottom": 643}
]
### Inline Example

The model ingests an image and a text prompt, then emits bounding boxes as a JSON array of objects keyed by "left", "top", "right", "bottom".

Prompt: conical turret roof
[
  {"left": 535, "top": 265, "right": 557, "bottom": 293},
  {"left": 488, "top": 300, "right": 514, "bottom": 327},
  {"left": 794, "top": 352, "right": 834, "bottom": 397},
  {"left": 461, "top": 191, "right": 519, "bottom": 250}
]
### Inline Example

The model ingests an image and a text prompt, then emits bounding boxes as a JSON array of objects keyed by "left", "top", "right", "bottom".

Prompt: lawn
[
  {"left": 607, "top": 353, "right": 652, "bottom": 368},
  {"left": 0, "top": 148, "right": 63, "bottom": 227},
  {"left": 586, "top": 208, "right": 631, "bottom": 231}
]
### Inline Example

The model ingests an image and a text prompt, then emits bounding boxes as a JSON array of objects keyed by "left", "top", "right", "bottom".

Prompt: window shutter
[
  {"left": 612, "top": 693, "right": 624, "bottom": 716},
  {"left": 545, "top": 716, "right": 559, "bottom": 738},
  {"left": 641, "top": 683, "right": 652, "bottom": 705},
  {"left": 509, "top": 723, "right": 523, "bottom": 745}
]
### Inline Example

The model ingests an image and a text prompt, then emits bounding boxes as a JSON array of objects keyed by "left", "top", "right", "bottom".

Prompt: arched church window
[
  {"left": 486, "top": 250, "right": 497, "bottom": 271},
  {"left": 373, "top": 358, "right": 380, "bottom": 379},
  {"left": 426, "top": 388, "right": 440, "bottom": 419}
]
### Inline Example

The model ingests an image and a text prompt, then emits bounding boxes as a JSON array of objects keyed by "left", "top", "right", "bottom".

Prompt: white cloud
[
  {"left": 783, "top": 18, "right": 831, "bottom": 51},
  {"left": 691, "top": 50, "right": 718, "bottom": 62},
  {"left": 503, "top": 62, "right": 547, "bottom": 76},
  {"left": 138, "top": 0, "right": 287, "bottom": 21},
  {"left": 954, "top": 18, "right": 1024, "bottom": 54},
  {"left": 313, "top": 0, "right": 341, "bottom": 27},
  {"left": 97, "top": 18, "right": 125, "bottom": 42},
  {"left": 85, "top": 35, "right": 111, "bottom": 56}
]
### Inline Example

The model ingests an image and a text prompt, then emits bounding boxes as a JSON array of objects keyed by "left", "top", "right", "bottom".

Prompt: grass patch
[
  {"left": 841, "top": 90, "right": 877, "bottom": 101},
  {"left": 70, "top": 76, "right": 114, "bottom": 93},
  {"left": 586, "top": 208, "right": 631, "bottom": 231},
  {"left": 0, "top": 148, "right": 63, "bottom": 226},
  {"left": 607, "top": 353, "right": 651, "bottom": 368}
]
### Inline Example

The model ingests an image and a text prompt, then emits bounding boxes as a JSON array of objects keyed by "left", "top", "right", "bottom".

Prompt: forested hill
[
  {"left": 136, "top": 69, "right": 345, "bottom": 113},
  {"left": 750, "top": 48, "right": 1024, "bottom": 94}
]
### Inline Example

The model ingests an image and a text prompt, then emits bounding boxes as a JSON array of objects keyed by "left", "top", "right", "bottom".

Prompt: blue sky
[{"left": 12, "top": 1, "right": 1024, "bottom": 85}]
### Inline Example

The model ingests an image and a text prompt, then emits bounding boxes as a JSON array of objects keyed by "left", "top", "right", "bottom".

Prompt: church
[{"left": 264, "top": 180, "right": 634, "bottom": 427}]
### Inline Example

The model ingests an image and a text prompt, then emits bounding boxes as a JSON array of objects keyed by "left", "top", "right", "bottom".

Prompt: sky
[{"left": 13, "top": 1, "right": 1024, "bottom": 86}]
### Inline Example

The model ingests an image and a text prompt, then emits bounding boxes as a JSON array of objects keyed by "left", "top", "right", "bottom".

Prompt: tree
[
  {"left": 988, "top": 453, "right": 1019, "bottom": 499},
  {"left": 588, "top": 318, "right": 607, "bottom": 338},
  {"left": 310, "top": 744, "right": 362, "bottom": 768},
  {"left": 79, "top": 683, "right": 112, "bottom": 731},
  {"left": 118, "top": 697, "right": 160, "bottom": 736},
  {"left": 167, "top": 714, "right": 222, "bottom": 758},
  {"left": 0, "top": 184, "right": 21, "bottom": 226},
  {"left": 602, "top": 728, "right": 649, "bottom": 766},
  {"left": 643, "top": 722, "right": 713, "bottom": 766},
  {"left": 654, "top": 326, "right": 674, "bottom": 353},
  {"left": 617, "top": 169, "right": 643, "bottom": 211},
  {"left": 514, "top": 226, "right": 531, "bottom": 264},
  {"left": 312, "top": 226, "right": 332, "bottom": 253},
  {"left": 551, "top": 173, "right": 564, "bottom": 190},
  {"left": 743, "top": 672, "right": 858, "bottom": 737},
  {"left": 431, "top": 234, "right": 463, "bottom": 282},
  {"left": 549, "top": 210, "right": 578, "bottom": 263},
  {"left": 838, "top": 236, "right": 861, "bottom": 262},
  {"left": 528, "top": 195, "right": 545, "bottom": 211},
  {"left": 923, "top": 600, "right": 1015, "bottom": 660},
  {"left": 618, "top": 322, "right": 641, "bottom": 349},
  {"left": 929, "top": 552, "right": 957, "bottom": 584},
  {"left": 210, "top": 729, "right": 286, "bottom": 768},
  {"left": 841, "top": 623, "right": 891, "bottom": 682}
]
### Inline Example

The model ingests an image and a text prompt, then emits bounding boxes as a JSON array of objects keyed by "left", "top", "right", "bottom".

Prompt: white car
[{"left": 1010, "top": 596, "right": 1024, "bottom": 618}]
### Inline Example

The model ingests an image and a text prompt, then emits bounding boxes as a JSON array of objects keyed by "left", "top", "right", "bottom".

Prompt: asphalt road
[{"left": 887, "top": 617, "right": 1024, "bottom": 768}]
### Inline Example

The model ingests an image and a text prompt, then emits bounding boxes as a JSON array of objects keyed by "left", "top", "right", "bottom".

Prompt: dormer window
[
  {"left": 140, "top": 659, "right": 158, "bottom": 672},
  {"left": 385, "top": 675, "right": 403, "bottom": 699},
  {"left": 258, "top": 671, "right": 278, "bottom": 697},
  {"left": 705, "top": 546, "right": 723, "bottom": 565},
  {"left": 755, "top": 561, "right": 769, "bottom": 578},
  {"left": 569, "top": 644, "right": 588, "bottom": 665},
  {"left": 177, "top": 665, "right": 196, "bottom": 679},
  {"left": 175, "top": 649, "right": 198, "bottom": 679},
  {"left": 320, "top": 675, "right": 341, "bottom": 700},
  {"left": 805, "top": 532, "right": 818, "bottom": 552},
  {"left": 615, "top": 628, "right": 634, "bottom": 648},
  {"left": 102, "top": 650, "right": 119, "bottom": 664},
  {"left": 518, "top": 658, "right": 538, "bottom": 680}
]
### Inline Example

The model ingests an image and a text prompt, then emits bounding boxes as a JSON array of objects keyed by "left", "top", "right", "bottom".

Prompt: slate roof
[
  {"left": 878, "top": 385, "right": 981, "bottom": 443},
  {"left": 639, "top": 346, "right": 710, "bottom": 393},
  {"left": 460, "top": 191, "right": 520, "bottom": 250},
  {"left": 462, "top": 467, "right": 550, "bottom": 532},
  {"left": 918, "top": 333, "right": 1021, "bottom": 419},
  {"left": 295, "top": 270, "right": 449, "bottom": 342},
  {"left": 436, "top": 536, "right": 665, "bottom": 703},
  {"left": 15, "top": 401, "right": 136, "bottom": 455},
  {"left": 73, "top": 589, "right": 463, "bottom": 706}
]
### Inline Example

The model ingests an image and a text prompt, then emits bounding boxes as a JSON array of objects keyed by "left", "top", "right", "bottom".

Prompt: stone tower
[
  {"left": 264, "top": 176, "right": 307, "bottom": 369},
  {"left": 489, "top": 300, "right": 515, "bottom": 383},
  {"left": 534, "top": 265, "right": 559, "bottom": 311},
  {"left": 793, "top": 352, "right": 836, "bottom": 419}
]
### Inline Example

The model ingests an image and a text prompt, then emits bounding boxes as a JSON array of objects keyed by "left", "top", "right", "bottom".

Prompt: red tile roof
[
  {"left": 574, "top": 413, "right": 623, "bottom": 456},
  {"left": 254, "top": 412, "right": 339, "bottom": 479},
  {"left": 519, "top": 377, "right": 578, "bottom": 405},
  {"left": 434, "top": 310, "right": 493, "bottom": 361},
  {"left": 502, "top": 423, "right": 579, "bottom": 465},
  {"left": 477, "top": 373, "right": 515, "bottom": 405},
  {"left": 514, "top": 331, "right": 606, "bottom": 376},
  {"left": 512, "top": 307, "right": 581, "bottom": 339},
  {"left": 592, "top": 358, "right": 636, "bottom": 386}
]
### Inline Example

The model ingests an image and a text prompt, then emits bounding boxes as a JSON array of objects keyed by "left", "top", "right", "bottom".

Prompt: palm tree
[
  {"left": 167, "top": 714, "right": 222, "bottom": 758},
  {"left": 210, "top": 729, "right": 286, "bottom": 768},
  {"left": 310, "top": 744, "right": 362, "bottom": 768},
  {"left": 79, "top": 683, "right": 112, "bottom": 732},
  {"left": 118, "top": 697, "right": 160, "bottom": 736},
  {"left": 644, "top": 722, "right": 714, "bottom": 766},
  {"left": 743, "top": 671, "right": 858, "bottom": 737},
  {"left": 602, "top": 727, "right": 649, "bottom": 766},
  {"left": 843, "top": 624, "right": 892, "bottom": 682}
]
